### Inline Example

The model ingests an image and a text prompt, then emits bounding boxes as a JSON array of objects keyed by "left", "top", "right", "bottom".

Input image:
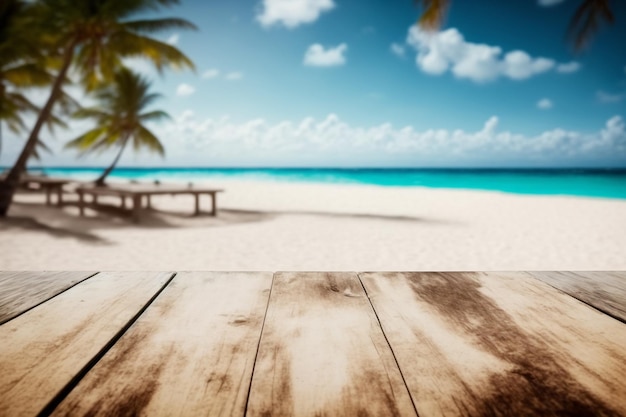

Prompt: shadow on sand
[{"left": 2, "top": 197, "right": 457, "bottom": 245}]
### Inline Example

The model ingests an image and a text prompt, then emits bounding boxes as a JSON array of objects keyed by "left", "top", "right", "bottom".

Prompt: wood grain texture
[
  {"left": 360, "top": 272, "right": 626, "bottom": 417},
  {"left": 529, "top": 271, "right": 626, "bottom": 323},
  {"left": 52, "top": 272, "right": 273, "bottom": 417},
  {"left": 247, "top": 272, "right": 416, "bottom": 417},
  {"left": 0, "top": 271, "right": 96, "bottom": 324},
  {"left": 0, "top": 271, "right": 173, "bottom": 416}
]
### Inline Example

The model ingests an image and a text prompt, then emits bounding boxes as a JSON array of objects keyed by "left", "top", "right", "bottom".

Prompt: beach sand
[{"left": 1, "top": 179, "right": 625, "bottom": 271}]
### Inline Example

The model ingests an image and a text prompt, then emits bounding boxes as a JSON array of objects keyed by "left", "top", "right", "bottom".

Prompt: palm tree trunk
[
  {"left": 94, "top": 136, "right": 130, "bottom": 186},
  {"left": 0, "top": 82, "right": 4, "bottom": 161},
  {"left": 0, "top": 39, "right": 76, "bottom": 217}
]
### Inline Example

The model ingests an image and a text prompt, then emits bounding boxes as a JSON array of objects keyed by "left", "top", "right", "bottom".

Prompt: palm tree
[
  {"left": 0, "top": 0, "right": 196, "bottom": 216},
  {"left": 413, "top": 0, "right": 616, "bottom": 51},
  {"left": 66, "top": 68, "right": 169, "bottom": 186},
  {"left": 0, "top": 0, "right": 50, "bottom": 160}
]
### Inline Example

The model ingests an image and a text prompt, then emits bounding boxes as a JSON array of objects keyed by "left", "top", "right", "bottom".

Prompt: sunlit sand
[{"left": 2, "top": 178, "right": 625, "bottom": 271}]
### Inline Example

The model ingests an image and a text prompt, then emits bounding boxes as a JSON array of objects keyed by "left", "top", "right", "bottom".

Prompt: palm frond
[
  {"left": 44, "top": 112, "right": 69, "bottom": 135},
  {"left": 139, "top": 109, "right": 171, "bottom": 122},
  {"left": 55, "top": 89, "right": 82, "bottom": 116},
  {"left": 5, "top": 91, "right": 39, "bottom": 113},
  {"left": 134, "top": 125, "right": 165, "bottom": 156},
  {"left": 123, "top": 17, "right": 197, "bottom": 34},
  {"left": 31, "top": 138, "right": 53, "bottom": 160},
  {"left": 568, "top": 0, "right": 615, "bottom": 51},
  {"left": 65, "top": 127, "right": 108, "bottom": 153},
  {"left": 414, "top": 0, "right": 450, "bottom": 31},
  {"left": 108, "top": 32, "right": 195, "bottom": 73},
  {"left": 3, "top": 63, "right": 53, "bottom": 87},
  {"left": 3, "top": 113, "right": 26, "bottom": 133},
  {"left": 72, "top": 107, "right": 112, "bottom": 120},
  {"left": 139, "top": 92, "right": 163, "bottom": 109}
]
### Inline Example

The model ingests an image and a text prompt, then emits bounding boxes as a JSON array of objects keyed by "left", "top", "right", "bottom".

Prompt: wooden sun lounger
[
  {"left": 0, "top": 271, "right": 624, "bottom": 416},
  {"left": 0, "top": 173, "right": 70, "bottom": 206},
  {"left": 75, "top": 183, "right": 223, "bottom": 222}
]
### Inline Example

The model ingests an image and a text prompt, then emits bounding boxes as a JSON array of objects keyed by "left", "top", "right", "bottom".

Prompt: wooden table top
[
  {"left": 1, "top": 271, "right": 624, "bottom": 416},
  {"left": 75, "top": 184, "right": 224, "bottom": 196}
]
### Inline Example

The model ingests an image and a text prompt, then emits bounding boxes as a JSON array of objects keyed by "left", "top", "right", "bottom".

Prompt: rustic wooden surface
[
  {"left": 529, "top": 271, "right": 626, "bottom": 323},
  {"left": 53, "top": 272, "right": 273, "bottom": 417},
  {"left": 359, "top": 272, "right": 626, "bottom": 417},
  {"left": 247, "top": 272, "right": 416, "bottom": 417},
  {"left": 0, "top": 271, "right": 96, "bottom": 324},
  {"left": 0, "top": 271, "right": 173, "bottom": 416},
  {"left": 0, "top": 271, "right": 625, "bottom": 416}
]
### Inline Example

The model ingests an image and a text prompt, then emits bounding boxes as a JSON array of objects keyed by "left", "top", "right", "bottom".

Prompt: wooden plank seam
[
  {"left": 356, "top": 272, "right": 420, "bottom": 417},
  {"left": 527, "top": 273, "right": 626, "bottom": 325},
  {"left": 0, "top": 272, "right": 100, "bottom": 326},
  {"left": 36, "top": 272, "right": 178, "bottom": 417},
  {"left": 243, "top": 272, "right": 276, "bottom": 416}
]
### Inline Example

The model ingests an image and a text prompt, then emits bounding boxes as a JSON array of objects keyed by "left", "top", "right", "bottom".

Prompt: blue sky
[{"left": 3, "top": 0, "right": 626, "bottom": 167}]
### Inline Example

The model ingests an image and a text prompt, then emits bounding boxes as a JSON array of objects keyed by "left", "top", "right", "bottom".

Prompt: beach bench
[
  {"left": 75, "top": 183, "right": 223, "bottom": 222},
  {"left": 0, "top": 174, "right": 70, "bottom": 206}
]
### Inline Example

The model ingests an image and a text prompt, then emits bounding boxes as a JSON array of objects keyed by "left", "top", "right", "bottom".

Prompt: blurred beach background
[
  {"left": 2, "top": 167, "right": 626, "bottom": 271},
  {"left": 1, "top": 0, "right": 625, "bottom": 271}
]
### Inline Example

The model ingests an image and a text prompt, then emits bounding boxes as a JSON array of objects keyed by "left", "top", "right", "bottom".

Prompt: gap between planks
[
  {"left": 242, "top": 272, "right": 276, "bottom": 417},
  {"left": 0, "top": 271, "right": 99, "bottom": 325},
  {"left": 356, "top": 272, "right": 420, "bottom": 417},
  {"left": 3, "top": 271, "right": 623, "bottom": 417},
  {"left": 37, "top": 272, "right": 177, "bottom": 417}
]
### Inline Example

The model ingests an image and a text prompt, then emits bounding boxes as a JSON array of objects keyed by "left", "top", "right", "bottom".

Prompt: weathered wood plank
[
  {"left": 529, "top": 271, "right": 626, "bottom": 323},
  {"left": 360, "top": 272, "right": 626, "bottom": 417},
  {"left": 52, "top": 272, "right": 273, "bottom": 417},
  {"left": 0, "top": 271, "right": 173, "bottom": 416},
  {"left": 0, "top": 271, "right": 97, "bottom": 325},
  {"left": 247, "top": 272, "right": 416, "bottom": 417}
]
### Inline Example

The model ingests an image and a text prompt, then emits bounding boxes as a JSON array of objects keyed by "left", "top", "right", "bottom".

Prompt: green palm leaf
[
  {"left": 66, "top": 127, "right": 109, "bottom": 154},
  {"left": 140, "top": 110, "right": 171, "bottom": 122},
  {"left": 68, "top": 67, "right": 170, "bottom": 183},
  {"left": 107, "top": 32, "right": 195, "bottom": 73},
  {"left": 123, "top": 18, "right": 198, "bottom": 34},
  {"left": 135, "top": 125, "right": 165, "bottom": 155},
  {"left": 4, "top": 63, "right": 52, "bottom": 87}
]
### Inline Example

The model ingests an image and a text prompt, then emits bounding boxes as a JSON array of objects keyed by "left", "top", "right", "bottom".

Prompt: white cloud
[
  {"left": 4, "top": 111, "right": 625, "bottom": 167},
  {"left": 390, "top": 43, "right": 406, "bottom": 58},
  {"left": 176, "top": 83, "right": 195, "bottom": 96},
  {"left": 225, "top": 72, "right": 243, "bottom": 80},
  {"left": 161, "top": 113, "right": 626, "bottom": 164},
  {"left": 304, "top": 43, "right": 347, "bottom": 67},
  {"left": 256, "top": 0, "right": 335, "bottom": 28},
  {"left": 596, "top": 90, "right": 625, "bottom": 103},
  {"left": 406, "top": 27, "right": 569, "bottom": 83},
  {"left": 537, "top": 98, "right": 553, "bottom": 109},
  {"left": 538, "top": 0, "right": 566, "bottom": 6},
  {"left": 502, "top": 51, "right": 555, "bottom": 80},
  {"left": 202, "top": 69, "right": 220, "bottom": 79},
  {"left": 166, "top": 33, "right": 179, "bottom": 45},
  {"left": 556, "top": 61, "right": 581, "bottom": 73}
]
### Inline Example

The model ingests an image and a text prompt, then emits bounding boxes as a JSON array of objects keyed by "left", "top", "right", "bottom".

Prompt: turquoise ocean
[{"left": 22, "top": 167, "right": 626, "bottom": 200}]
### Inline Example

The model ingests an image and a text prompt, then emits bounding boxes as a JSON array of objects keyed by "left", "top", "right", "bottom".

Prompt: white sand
[{"left": 1, "top": 178, "right": 625, "bottom": 271}]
